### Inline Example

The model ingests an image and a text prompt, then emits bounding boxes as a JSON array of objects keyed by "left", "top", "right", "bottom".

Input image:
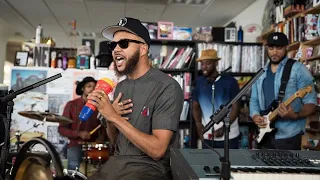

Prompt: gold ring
[
  {"left": 99, "top": 95, "right": 103, "bottom": 99},
  {"left": 118, "top": 102, "right": 123, "bottom": 106}
]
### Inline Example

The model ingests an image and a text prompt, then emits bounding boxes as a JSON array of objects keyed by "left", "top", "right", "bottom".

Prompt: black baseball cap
[
  {"left": 101, "top": 17, "right": 151, "bottom": 48},
  {"left": 266, "top": 32, "right": 289, "bottom": 47}
]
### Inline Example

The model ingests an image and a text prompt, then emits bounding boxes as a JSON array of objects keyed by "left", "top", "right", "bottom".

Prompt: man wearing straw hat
[{"left": 192, "top": 49, "right": 241, "bottom": 149}]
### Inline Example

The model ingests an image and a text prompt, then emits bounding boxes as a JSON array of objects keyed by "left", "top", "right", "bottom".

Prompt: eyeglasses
[{"left": 108, "top": 39, "right": 145, "bottom": 51}]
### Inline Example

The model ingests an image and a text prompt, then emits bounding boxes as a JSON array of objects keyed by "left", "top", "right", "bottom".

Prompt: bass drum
[{"left": 9, "top": 137, "right": 65, "bottom": 180}]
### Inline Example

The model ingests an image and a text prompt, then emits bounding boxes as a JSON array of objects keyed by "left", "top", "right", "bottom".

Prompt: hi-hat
[{"left": 18, "top": 111, "right": 72, "bottom": 124}]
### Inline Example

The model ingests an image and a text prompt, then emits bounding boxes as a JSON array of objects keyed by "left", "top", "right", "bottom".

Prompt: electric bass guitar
[{"left": 255, "top": 85, "right": 313, "bottom": 145}]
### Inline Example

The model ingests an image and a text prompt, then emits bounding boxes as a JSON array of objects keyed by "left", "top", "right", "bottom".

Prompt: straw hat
[{"left": 196, "top": 49, "right": 221, "bottom": 61}]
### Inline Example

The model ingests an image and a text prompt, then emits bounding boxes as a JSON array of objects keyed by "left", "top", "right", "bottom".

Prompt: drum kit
[{"left": 4, "top": 111, "right": 110, "bottom": 180}]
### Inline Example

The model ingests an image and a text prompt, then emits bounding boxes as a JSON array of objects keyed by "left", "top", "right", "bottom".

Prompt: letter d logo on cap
[{"left": 118, "top": 18, "right": 127, "bottom": 26}]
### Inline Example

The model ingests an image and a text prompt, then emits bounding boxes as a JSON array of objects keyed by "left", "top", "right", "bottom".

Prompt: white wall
[
  {"left": 224, "top": 0, "right": 268, "bottom": 29},
  {"left": 0, "top": 23, "right": 14, "bottom": 84}
]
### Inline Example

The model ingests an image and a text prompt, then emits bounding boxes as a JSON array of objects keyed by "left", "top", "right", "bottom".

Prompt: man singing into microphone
[
  {"left": 192, "top": 49, "right": 241, "bottom": 149},
  {"left": 87, "top": 17, "right": 184, "bottom": 180},
  {"left": 58, "top": 76, "right": 106, "bottom": 170}
]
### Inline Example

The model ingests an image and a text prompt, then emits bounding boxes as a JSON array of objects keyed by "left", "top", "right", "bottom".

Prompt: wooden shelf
[
  {"left": 287, "top": 42, "right": 300, "bottom": 51},
  {"left": 258, "top": 4, "right": 320, "bottom": 41},
  {"left": 301, "top": 55, "right": 320, "bottom": 62},
  {"left": 303, "top": 37, "right": 320, "bottom": 46},
  {"left": 302, "top": 4, "right": 320, "bottom": 15}
]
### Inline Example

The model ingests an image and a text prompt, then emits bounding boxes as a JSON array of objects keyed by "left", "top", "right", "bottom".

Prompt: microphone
[
  {"left": 205, "top": 66, "right": 232, "bottom": 85},
  {"left": 79, "top": 78, "right": 114, "bottom": 121}
]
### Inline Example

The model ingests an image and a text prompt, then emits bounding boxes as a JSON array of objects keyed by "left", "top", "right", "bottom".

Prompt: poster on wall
[
  {"left": 47, "top": 126, "right": 67, "bottom": 158},
  {"left": 9, "top": 67, "right": 51, "bottom": 152},
  {"left": 10, "top": 91, "right": 50, "bottom": 150},
  {"left": 47, "top": 69, "right": 73, "bottom": 95},
  {"left": 10, "top": 68, "right": 47, "bottom": 93},
  {"left": 48, "top": 94, "right": 71, "bottom": 115}
]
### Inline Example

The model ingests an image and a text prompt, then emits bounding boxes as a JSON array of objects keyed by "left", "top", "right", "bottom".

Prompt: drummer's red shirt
[{"left": 58, "top": 97, "right": 101, "bottom": 148}]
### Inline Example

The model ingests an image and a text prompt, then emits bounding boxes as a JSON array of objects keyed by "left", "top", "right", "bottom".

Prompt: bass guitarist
[{"left": 250, "top": 32, "right": 317, "bottom": 150}]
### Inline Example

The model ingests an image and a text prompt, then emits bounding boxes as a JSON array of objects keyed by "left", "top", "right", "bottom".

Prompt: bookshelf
[
  {"left": 149, "top": 39, "right": 264, "bottom": 148},
  {"left": 149, "top": 39, "right": 196, "bottom": 148},
  {"left": 258, "top": 2, "right": 320, "bottom": 150}
]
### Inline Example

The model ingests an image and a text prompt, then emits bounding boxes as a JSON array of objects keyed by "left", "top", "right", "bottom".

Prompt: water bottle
[
  {"left": 35, "top": 24, "right": 43, "bottom": 44},
  {"left": 237, "top": 26, "right": 243, "bottom": 43}
]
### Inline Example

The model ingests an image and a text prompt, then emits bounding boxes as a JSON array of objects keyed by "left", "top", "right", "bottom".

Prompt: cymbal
[
  {"left": 18, "top": 111, "right": 72, "bottom": 124},
  {"left": 14, "top": 156, "right": 53, "bottom": 180}
]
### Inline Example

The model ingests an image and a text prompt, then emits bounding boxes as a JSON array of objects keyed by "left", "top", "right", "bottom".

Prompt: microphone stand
[
  {"left": 208, "top": 67, "right": 231, "bottom": 146},
  {"left": 211, "top": 83, "right": 215, "bottom": 147},
  {"left": 0, "top": 73, "right": 62, "bottom": 180},
  {"left": 202, "top": 68, "right": 265, "bottom": 180}
]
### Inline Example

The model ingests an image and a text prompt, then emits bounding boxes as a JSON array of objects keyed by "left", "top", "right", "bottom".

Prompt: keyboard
[{"left": 170, "top": 148, "right": 320, "bottom": 180}]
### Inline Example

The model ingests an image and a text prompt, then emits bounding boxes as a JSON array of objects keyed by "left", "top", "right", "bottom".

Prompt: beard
[
  {"left": 114, "top": 50, "right": 140, "bottom": 77},
  {"left": 267, "top": 53, "right": 287, "bottom": 65}
]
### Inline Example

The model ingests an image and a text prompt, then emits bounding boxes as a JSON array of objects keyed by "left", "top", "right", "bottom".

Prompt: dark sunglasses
[{"left": 108, "top": 39, "right": 145, "bottom": 51}]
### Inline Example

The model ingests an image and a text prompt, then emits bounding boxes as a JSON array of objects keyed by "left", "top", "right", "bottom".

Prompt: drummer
[{"left": 58, "top": 77, "right": 106, "bottom": 170}]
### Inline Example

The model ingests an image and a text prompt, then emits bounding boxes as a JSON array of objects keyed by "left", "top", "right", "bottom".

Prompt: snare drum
[{"left": 83, "top": 143, "right": 109, "bottom": 162}]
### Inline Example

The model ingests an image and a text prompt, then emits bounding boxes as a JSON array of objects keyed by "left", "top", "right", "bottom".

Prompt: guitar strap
[{"left": 278, "top": 58, "right": 296, "bottom": 102}]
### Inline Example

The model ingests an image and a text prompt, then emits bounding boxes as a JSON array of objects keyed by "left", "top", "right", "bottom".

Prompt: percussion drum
[{"left": 82, "top": 143, "right": 109, "bottom": 162}]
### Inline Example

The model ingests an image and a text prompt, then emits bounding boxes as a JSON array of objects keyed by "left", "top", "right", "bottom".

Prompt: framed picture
[
  {"left": 82, "top": 39, "right": 95, "bottom": 54},
  {"left": 157, "top": 21, "right": 174, "bottom": 40},
  {"left": 15, "top": 51, "right": 29, "bottom": 66},
  {"left": 224, "top": 27, "right": 236, "bottom": 42}
]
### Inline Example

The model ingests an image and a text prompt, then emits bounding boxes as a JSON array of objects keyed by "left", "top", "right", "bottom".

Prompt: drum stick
[{"left": 90, "top": 125, "right": 101, "bottom": 135}]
